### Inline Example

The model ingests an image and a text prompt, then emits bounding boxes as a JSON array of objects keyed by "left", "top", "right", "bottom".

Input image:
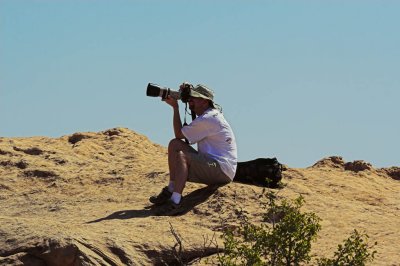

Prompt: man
[{"left": 149, "top": 83, "right": 237, "bottom": 212}]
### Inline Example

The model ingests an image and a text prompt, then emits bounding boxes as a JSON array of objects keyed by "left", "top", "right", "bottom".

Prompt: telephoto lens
[
  {"left": 146, "top": 83, "right": 168, "bottom": 98},
  {"left": 146, "top": 83, "right": 182, "bottom": 100}
]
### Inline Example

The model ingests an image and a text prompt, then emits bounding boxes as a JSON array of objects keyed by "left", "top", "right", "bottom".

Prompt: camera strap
[
  {"left": 191, "top": 108, "right": 196, "bottom": 121},
  {"left": 183, "top": 103, "right": 189, "bottom": 126},
  {"left": 183, "top": 103, "right": 189, "bottom": 144},
  {"left": 183, "top": 103, "right": 196, "bottom": 122},
  {"left": 183, "top": 103, "right": 197, "bottom": 144}
]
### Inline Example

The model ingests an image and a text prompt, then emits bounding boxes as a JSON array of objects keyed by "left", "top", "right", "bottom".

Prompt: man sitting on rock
[{"left": 149, "top": 83, "right": 237, "bottom": 214}]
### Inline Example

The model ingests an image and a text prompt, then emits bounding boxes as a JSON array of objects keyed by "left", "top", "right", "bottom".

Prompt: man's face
[{"left": 188, "top": 97, "right": 208, "bottom": 113}]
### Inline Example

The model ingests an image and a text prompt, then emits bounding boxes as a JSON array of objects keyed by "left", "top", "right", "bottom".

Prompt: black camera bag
[{"left": 233, "top": 158, "right": 283, "bottom": 188}]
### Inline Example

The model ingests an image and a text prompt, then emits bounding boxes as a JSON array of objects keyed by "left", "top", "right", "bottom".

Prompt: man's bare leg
[{"left": 167, "top": 138, "right": 193, "bottom": 202}]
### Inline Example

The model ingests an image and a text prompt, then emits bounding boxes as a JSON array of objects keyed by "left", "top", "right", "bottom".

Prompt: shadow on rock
[{"left": 87, "top": 185, "right": 221, "bottom": 223}]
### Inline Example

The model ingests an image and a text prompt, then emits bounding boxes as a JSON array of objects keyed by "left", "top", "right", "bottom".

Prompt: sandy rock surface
[{"left": 1, "top": 128, "right": 399, "bottom": 265}]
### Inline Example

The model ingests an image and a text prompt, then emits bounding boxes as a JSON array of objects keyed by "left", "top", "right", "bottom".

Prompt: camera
[{"left": 146, "top": 83, "right": 191, "bottom": 103}]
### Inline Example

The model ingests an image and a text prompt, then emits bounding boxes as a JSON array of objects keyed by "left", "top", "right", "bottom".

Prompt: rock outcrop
[{"left": 1, "top": 129, "right": 399, "bottom": 265}]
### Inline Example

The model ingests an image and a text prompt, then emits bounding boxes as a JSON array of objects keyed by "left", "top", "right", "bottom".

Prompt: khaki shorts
[{"left": 187, "top": 151, "right": 231, "bottom": 185}]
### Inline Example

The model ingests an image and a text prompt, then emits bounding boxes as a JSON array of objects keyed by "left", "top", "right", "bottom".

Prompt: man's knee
[
  {"left": 168, "top": 138, "right": 189, "bottom": 152},
  {"left": 177, "top": 150, "right": 192, "bottom": 165},
  {"left": 168, "top": 138, "right": 193, "bottom": 165}
]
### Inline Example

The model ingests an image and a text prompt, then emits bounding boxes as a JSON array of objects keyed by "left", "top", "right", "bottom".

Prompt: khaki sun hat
[
  {"left": 190, "top": 84, "right": 222, "bottom": 111},
  {"left": 190, "top": 84, "right": 214, "bottom": 101}
]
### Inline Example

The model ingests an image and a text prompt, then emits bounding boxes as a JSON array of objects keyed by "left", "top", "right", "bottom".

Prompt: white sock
[
  {"left": 171, "top": 192, "right": 182, "bottom": 204},
  {"left": 168, "top": 181, "right": 174, "bottom": 193}
]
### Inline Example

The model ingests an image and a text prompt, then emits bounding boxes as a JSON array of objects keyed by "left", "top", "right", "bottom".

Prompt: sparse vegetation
[
  {"left": 217, "top": 192, "right": 321, "bottom": 265},
  {"left": 317, "top": 229, "right": 377, "bottom": 266},
  {"left": 215, "top": 190, "right": 377, "bottom": 266},
  {"left": 168, "top": 188, "right": 378, "bottom": 265}
]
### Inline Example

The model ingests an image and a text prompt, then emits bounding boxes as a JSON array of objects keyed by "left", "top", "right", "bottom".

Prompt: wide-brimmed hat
[
  {"left": 190, "top": 84, "right": 222, "bottom": 111},
  {"left": 190, "top": 84, "right": 214, "bottom": 101}
]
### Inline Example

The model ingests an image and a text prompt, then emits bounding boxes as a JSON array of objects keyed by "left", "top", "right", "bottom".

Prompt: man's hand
[{"left": 163, "top": 95, "right": 179, "bottom": 109}]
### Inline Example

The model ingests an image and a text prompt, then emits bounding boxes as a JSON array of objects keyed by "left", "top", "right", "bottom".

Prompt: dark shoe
[
  {"left": 155, "top": 199, "right": 184, "bottom": 216},
  {"left": 149, "top": 186, "right": 172, "bottom": 205}
]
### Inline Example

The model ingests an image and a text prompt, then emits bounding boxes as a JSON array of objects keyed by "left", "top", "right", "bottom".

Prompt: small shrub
[
  {"left": 217, "top": 191, "right": 377, "bottom": 266},
  {"left": 317, "top": 229, "right": 377, "bottom": 266},
  {"left": 218, "top": 192, "right": 321, "bottom": 265}
]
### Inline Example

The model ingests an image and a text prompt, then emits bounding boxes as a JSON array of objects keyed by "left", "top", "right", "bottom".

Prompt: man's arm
[{"left": 164, "top": 96, "right": 185, "bottom": 139}]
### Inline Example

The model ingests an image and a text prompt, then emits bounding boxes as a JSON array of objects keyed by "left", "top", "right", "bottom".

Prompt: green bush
[
  {"left": 317, "top": 229, "right": 377, "bottom": 266},
  {"left": 218, "top": 192, "right": 321, "bottom": 265},
  {"left": 217, "top": 191, "right": 377, "bottom": 266}
]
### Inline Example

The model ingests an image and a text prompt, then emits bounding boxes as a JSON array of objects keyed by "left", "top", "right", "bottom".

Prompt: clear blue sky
[{"left": 1, "top": 1, "right": 399, "bottom": 168}]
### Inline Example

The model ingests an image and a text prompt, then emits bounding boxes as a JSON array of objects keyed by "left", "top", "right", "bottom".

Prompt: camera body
[{"left": 146, "top": 83, "right": 191, "bottom": 103}]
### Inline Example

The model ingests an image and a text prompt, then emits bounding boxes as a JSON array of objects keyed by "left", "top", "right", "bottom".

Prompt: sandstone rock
[
  {"left": 380, "top": 166, "right": 400, "bottom": 180},
  {"left": 1, "top": 128, "right": 399, "bottom": 265},
  {"left": 311, "top": 156, "right": 345, "bottom": 168},
  {"left": 344, "top": 160, "right": 373, "bottom": 172}
]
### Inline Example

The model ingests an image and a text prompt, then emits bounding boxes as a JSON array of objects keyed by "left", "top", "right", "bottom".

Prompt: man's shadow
[{"left": 86, "top": 185, "right": 221, "bottom": 223}]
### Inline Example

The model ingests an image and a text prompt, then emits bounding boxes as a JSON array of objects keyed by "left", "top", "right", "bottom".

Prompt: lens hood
[{"left": 146, "top": 83, "right": 162, "bottom": 97}]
